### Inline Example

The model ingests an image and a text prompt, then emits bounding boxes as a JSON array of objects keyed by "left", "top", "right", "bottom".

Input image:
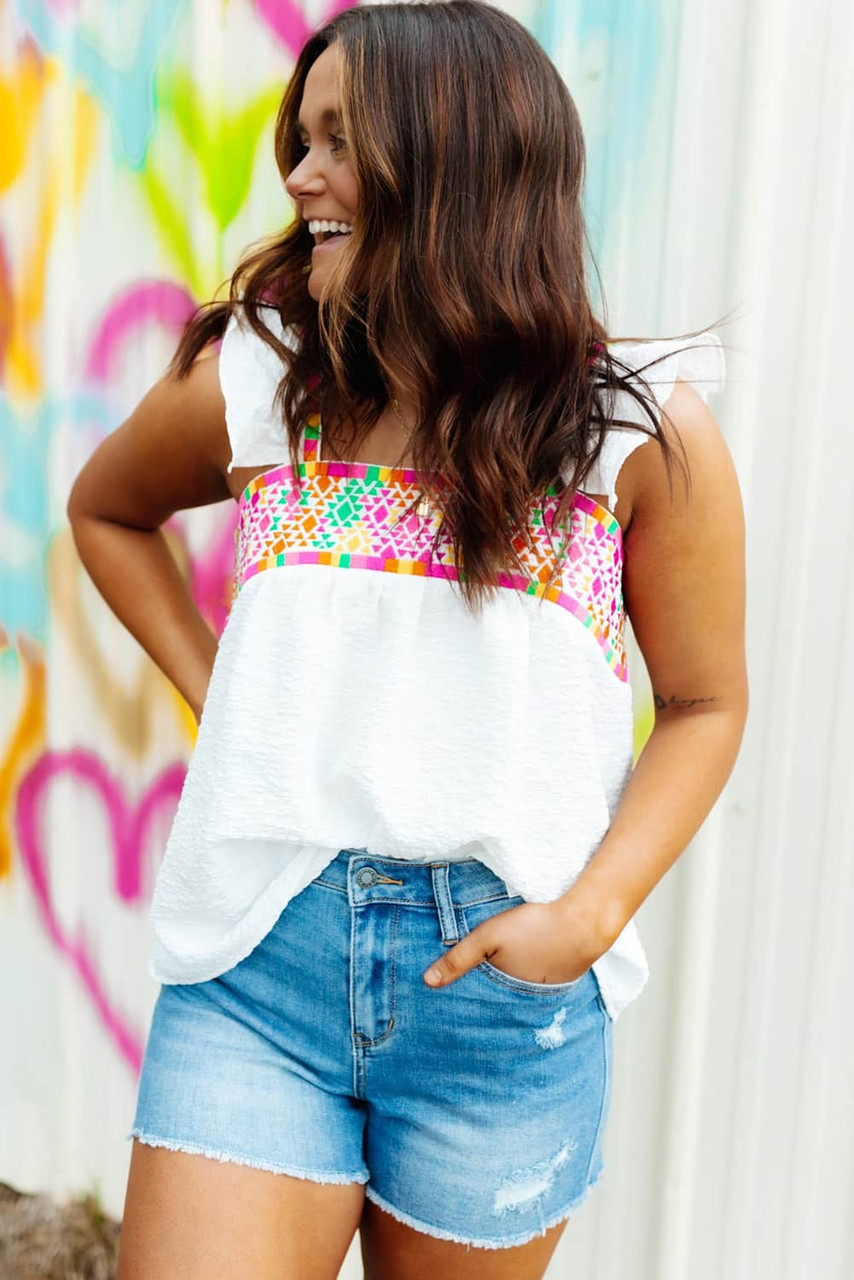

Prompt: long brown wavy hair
[{"left": 169, "top": 0, "right": 728, "bottom": 613}]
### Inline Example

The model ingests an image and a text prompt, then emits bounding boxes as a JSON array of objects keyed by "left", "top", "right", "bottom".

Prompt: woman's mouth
[{"left": 312, "top": 231, "right": 352, "bottom": 255}]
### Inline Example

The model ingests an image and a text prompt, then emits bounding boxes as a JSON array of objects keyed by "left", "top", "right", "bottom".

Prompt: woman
[{"left": 68, "top": 3, "right": 747, "bottom": 1277}]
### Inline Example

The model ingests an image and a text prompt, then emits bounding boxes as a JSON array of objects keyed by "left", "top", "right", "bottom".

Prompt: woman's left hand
[{"left": 422, "top": 896, "right": 614, "bottom": 988}]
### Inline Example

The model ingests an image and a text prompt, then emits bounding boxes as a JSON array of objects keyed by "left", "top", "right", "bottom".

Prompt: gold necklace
[{"left": 389, "top": 395, "right": 411, "bottom": 439}]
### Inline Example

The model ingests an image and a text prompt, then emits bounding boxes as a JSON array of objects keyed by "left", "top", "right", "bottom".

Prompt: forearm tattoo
[{"left": 653, "top": 692, "right": 722, "bottom": 711}]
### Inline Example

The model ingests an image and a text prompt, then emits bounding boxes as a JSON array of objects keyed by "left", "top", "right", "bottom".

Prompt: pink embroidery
[{"left": 234, "top": 419, "right": 628, "bottom": 680}]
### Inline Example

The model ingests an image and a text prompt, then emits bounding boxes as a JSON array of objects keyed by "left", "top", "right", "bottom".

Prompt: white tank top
[{"left": 148, "top": 307, "right": 725, "bottom": 1023}]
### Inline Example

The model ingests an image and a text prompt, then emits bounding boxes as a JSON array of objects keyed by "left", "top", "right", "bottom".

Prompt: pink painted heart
[
  {"left": 189, "top": 514, "right": 241, "bottom": 638},
  {"left": 254, "top": 0, "right": 354, "bottom": 57},
  {"left": 16, "top": 747, "right": 186, "bottom": 1074},
  {"left": 84, "top": 279, "right": 197, "bottom": 384},
  {"left": 83, "top": 280, "right": 239, "bottom": 639},
  {"left": 67, "top": 280, "right": 239, "bottom": 738}
]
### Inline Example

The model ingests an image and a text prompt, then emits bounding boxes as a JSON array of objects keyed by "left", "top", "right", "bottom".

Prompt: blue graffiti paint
[
  {"left": 0, "top": 391, "right": 115, "bottom": 638},
  {"left": 14, "top": 0, "right": 186, "bottom": 168},
  {"left": 529, "top": 0, "right": 668, "bottom": 309}
]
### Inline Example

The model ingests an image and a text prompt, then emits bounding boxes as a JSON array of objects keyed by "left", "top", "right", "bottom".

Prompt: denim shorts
[{"left": 129, "top": 849, "right": 614, "bottom": 1251}]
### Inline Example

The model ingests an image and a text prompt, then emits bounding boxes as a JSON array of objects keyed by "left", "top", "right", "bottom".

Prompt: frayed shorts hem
[
  {"left": 362, "top": 1165, "right": 605, "bottom": 1252},
  {"left": 126, "top": 1128, "right": 370, "bottom": 1186}
]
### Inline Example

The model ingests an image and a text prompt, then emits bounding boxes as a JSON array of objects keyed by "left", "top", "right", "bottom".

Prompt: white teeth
[{"left": 308, "top": 218, "right": 354, "bottom": 236}]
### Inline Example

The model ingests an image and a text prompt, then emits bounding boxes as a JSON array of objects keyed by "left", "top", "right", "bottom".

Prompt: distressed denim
[{"left": 129, "top": 848, "right": 613, "bottom": 1251}]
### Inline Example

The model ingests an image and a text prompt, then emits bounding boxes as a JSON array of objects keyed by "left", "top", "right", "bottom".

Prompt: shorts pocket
[{"left": 458, "top": 894, "right": 590, "bottom": 997}]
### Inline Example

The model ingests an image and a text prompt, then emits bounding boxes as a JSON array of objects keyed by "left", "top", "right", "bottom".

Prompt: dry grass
[{"left": 0, "top": 1179, "right": 121, "bottom": 1280}]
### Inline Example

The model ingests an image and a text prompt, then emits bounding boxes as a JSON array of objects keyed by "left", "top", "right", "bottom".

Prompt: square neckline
[
  {"left": 237, "top": 413, "right": 436, "bottom": 500},
  {"left": 311, "top": 409, "right": 424, "bottom": 474},
  {"left": 237, "top": 413, "right": 622, "bottom": 540}
]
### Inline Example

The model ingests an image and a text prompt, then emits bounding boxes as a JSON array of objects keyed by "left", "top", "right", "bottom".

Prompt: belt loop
[{"left": 431, "top": 863, "right": 460, "bottom": 945}]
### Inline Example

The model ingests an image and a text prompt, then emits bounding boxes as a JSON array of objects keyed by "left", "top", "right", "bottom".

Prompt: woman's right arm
[{"left": 66, "top": 349, "right": 233, "bottom": 723}]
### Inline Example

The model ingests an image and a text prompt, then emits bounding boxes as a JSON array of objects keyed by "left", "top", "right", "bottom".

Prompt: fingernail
[{"left": 424, "top": 966, "right": 442, "bottom": 985}]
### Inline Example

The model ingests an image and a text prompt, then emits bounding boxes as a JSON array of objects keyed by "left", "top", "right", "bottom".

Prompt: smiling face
[{"left": 284, "top": 43, "right": 359, "bottom": 303}]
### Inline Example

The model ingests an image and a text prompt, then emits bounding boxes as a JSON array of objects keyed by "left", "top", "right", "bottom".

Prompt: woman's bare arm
[
  {"left": 66, "top": 350, "right": 233, "bottom": 722},
  {"left": 415, "top": 374, "right": 749, "bottom": 993},
  {"left": 556, "top": 376, "right": 749, "bottom": 942}
]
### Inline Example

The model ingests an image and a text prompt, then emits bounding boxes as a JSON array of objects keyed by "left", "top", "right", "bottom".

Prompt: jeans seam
[
  {"left": 583, "top": 1003, "right": 611, "bottom": 1187},
  {"left": 357, "top": 904, "right": 399, "bottom": 1046},
  {"left": 476, "top": 957, "right": 587, "bottom": 996},
  {"left": 312, "top": 877, "right": 347, "bottom": 895},
  {"left": 312, "top": 879, "right": 521, "bottom": 910}
]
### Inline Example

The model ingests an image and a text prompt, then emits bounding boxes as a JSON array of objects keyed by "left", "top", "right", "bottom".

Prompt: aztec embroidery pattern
[{"left": 233, "top": 418, "right": 628, "bottom": 680}]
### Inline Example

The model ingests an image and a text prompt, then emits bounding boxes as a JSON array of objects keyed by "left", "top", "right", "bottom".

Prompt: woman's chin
[
  {"left": 305, "top": 253, "right": 365, "bottom": 301},
  {"left": 306, "top": 269, "right": 328, "bottom": 301}
]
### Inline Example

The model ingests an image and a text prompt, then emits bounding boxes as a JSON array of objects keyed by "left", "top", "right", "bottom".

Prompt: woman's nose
[{"left": 285, "top": 160, "right": 324, "bottom": 201}]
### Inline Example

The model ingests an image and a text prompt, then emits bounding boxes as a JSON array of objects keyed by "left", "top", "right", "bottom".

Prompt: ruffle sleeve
[
  {"left": 219, "top": 304, "right": 298, "bottom": 473},
  {"left": 575, "top": 331, "right": 726, "bottom": 513}
]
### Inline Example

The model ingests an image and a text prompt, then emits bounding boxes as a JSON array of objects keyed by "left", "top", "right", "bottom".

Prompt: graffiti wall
[{"left": 0, "top": 0, "right": 703, "bottom": 1227}]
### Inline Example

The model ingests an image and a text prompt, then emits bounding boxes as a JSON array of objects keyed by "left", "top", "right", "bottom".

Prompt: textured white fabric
[
  {"left": 222, "top": 306, "right": 300, "bottom": 471},
  {"left": 149, "top": 570, "right": 645, "bottom": 1012},
  {"left": 574, "top": 331, "right": 727, "bottom": 512},
  {"left": 221, "top": 309, "right": 726, "bottom": 510},
  {"left": 147, "top": 315, "right": 726, "bottom": 1024}
]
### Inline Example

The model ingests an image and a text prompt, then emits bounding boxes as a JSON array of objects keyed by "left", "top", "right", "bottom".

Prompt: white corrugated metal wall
[
  {"left": 563, "top": 2, "right": 854, "bottom": 1278},
  {"left": 0, "top": 1, "right": 851, "bottom": 1276}
]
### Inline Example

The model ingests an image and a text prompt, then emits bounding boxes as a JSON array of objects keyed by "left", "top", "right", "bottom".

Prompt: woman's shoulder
[{"left": 570, "top": 330, "right": 727, "bottom": 514}]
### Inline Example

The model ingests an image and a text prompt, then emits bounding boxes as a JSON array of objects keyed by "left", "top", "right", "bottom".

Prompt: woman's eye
[{"left": 296, "top": 135, "right": 346, "bottom": 155}]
